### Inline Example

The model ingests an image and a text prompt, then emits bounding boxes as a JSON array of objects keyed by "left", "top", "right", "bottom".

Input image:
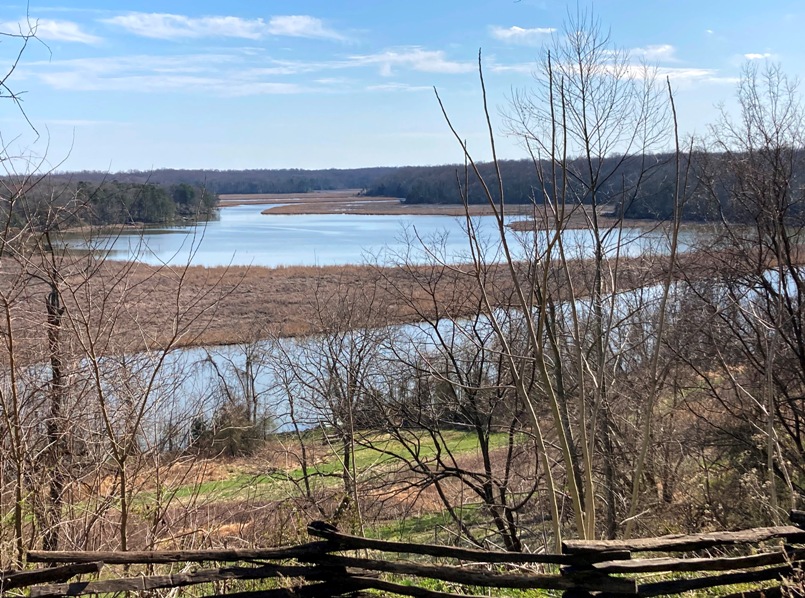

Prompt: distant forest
[
  {"left": 77, "top": 181, "right": 217, "bottom": 225},
  {"left": 45, "top": 149, "right": 800, "bottom": 224},
  {"left": 8, "top": 180, "right": 216, "bottom": 228},
  {"left": 362, "top": 155, "right": 717, "bottom": 221},
  {"left": 46, "top": 167, "right": 399, "bottom": 196}
]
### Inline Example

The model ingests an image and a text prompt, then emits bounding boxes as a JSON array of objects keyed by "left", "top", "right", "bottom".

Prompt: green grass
[
  {"left": 162, "top": 473, "right": 275, "bottom": 501},
  {"left": 369, "top": 503, "right": 489, "bottom": 544},
  {"left": 138, "top": 429, "right": 519, "bottom": 506},
  {"left": 387, "top": 575, "right": 559, "bottom": 597},
  {"left": 313, "top": 429, "right": 515, "bottom": 476}
]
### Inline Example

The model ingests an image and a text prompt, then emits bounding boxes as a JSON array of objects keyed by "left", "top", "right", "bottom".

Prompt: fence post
[{"left": 560, "top": 539, "right": 598, "bottom": 598}]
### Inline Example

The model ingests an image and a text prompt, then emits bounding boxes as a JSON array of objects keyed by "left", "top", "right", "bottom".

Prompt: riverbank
[
  {"left": 0, "top": 247, "right": 723, "bottom": 364},
  {"left": 220, "top": 190, "right": 547, "bottom": 219},
  {"left": 218, "top": 190, "right": 669, "bottom": 230}
]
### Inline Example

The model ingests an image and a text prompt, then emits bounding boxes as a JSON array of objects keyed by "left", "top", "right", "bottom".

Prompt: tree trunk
[{"left": 43, "top": 279, "right": 66, "bottom": 552}]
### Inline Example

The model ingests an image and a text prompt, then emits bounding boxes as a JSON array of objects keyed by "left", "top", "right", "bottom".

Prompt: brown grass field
[
  {"left": 221, "top": 190, "right": 551, "bottom": 219},
  {"left": 219, "top": 190, "right": 668, "bottom": 230},
  {"left": 1, "top": 244, "right": 724, "bottom": 365}
]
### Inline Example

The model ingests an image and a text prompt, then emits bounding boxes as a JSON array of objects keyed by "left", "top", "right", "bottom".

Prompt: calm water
[
  {"left": 48, "top": 203, "right": 696, "bottom": 435},
  {"left": 71, "top": 204, "right": 490, "bottom": 267},
  {"left": 65, "top": 203, "right": 683, "bottom": 267}
]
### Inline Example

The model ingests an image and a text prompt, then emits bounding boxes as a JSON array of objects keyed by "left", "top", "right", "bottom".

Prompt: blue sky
[{"left": 0, "top": 1, "right": 800, "bottom": 172}]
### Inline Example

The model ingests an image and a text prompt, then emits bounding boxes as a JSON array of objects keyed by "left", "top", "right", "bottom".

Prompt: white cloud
[
  {"left": 314, "top": 77, "right": 348, "bottom": 85},
  {"left": 102, "top": 13, "right": 262, "bottom": 39},
  {"left": 656, "top": 67, "right": 716, "bottom": 80},
  {"left": 745, "top": 52, "right": 773, "bottom": 60},
  {"left": 0, "top": 18, "right": 101, "bottom": 43},
  {"left": 267, "top": 16, "right": 344, "bottom": 41},
  {"left": 31, "top": 54, "right": 238, "bottom": 76},
  {"left": 637, "top": 65, "right": 737, "bottom": 85},
  {"left": 540, "top": 59, "right": 729, "bottom": 85},
  {"left": 365, "top": 82, "right": 431, "bottom": 92},
  {"left": 26, "top": 53, "right": 308, "bottom": 95},
  {"left": 489, "top": 25, "right": 555, "bottom": 45},
  {"left": 21, "top": 42, "right": 475, "bottom": 97},
  {"left": 222, "top": 81, "right": 305, "bottom": 97},
  {"left": 239, "top": 64, "right": 314, "bottom": 77},
  {"left": 630, "top": 44, "right": 677, "bottom": 62},
  {"left": 38, "top": 69, "right": 304, "bottom": 96},
  {"left": 489, "top": 62, "right": 534, "bottom": 74},
  {"left": 102, "top": 12, "right": 344, "bottom": 41},
  {"left": 611, "top": 63, "right": 730, "bottom": 83},
  {"left": 488, "top": 53, "right": 727, "bottom": 85},
  {"left": 349, "top": 47, "right": 474, "bottom": 75}
]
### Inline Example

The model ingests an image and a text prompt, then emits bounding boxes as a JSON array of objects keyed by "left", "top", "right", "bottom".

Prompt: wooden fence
[{"left": 9, "top": 513, "right": 805, "bottom": 597}]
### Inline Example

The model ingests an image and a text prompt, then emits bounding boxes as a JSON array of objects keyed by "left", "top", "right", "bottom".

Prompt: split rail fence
[{"left": 7, "top": 512, "right": 805, "bottom": 597}]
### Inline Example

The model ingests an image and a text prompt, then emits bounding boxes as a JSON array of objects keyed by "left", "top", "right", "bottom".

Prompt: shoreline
[
  {"left": 219, "top": 190, "right": 537, "bottom": 217},
  {"left": 0, "top": 256, "right": 671, "bottom": 365},
  {"left": 218, "top": 190, "right": 678, "bottom": 230}
]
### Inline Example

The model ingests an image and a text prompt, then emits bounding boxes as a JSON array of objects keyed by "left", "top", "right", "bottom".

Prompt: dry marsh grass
[
  {"left": 0, "top": 245, "right": 734, "bottom": 364},
  {"left": 0, "top": 258, "right": 480, "bottom": 361},
  {"left": 219, "top": 190, "right": 538, "bottom": 218}
]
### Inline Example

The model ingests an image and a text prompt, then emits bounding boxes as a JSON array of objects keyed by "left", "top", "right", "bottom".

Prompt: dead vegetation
[
  {"left": 220, "top": 190, "right": 539, "bottom": 218},
  {"left": 0, "top": 244, "right": 736, "bottom": 362}
]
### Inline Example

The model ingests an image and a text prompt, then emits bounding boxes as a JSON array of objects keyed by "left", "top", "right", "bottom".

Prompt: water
[
  {"left": 66, "top": 204, "right": 491, "bottom": 267},
  {"left": 50, "top": 203, "right": 696, "bottom": 439},
  {"left": 62, "top": 203, "right": 688, "bottom": 267},
  {"left": 159, "top": 318, "right": 487, "bottom": 435}
]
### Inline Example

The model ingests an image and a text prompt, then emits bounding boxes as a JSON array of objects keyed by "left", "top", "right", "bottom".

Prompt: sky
[{"left": 0, "top": 0, "right": 800, "bottom": 173}]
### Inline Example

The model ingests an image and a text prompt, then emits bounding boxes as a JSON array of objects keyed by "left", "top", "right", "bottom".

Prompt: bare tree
[
  {"left": 268, "top": 278, "right": 389, "bottom": 533},
  {"left": 678, "top": 62, "right": 805, "bottom": 524},
  {"left": 435, "top": 9, "right": 675, "bottom": 544}
]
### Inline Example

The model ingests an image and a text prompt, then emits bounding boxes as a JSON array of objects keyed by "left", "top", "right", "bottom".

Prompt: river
[
  {"left": 63, "top": 203, "right": 687, "bottom": 267},
  {"left": 54, "top": 202, "right": 692, "bottom": 438}
]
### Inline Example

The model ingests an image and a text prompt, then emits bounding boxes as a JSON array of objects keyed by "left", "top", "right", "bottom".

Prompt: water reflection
[{"left": 61, "top": 203, "right": 690, "bottom": 267}]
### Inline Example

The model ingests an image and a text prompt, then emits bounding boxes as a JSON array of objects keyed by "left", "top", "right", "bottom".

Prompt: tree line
[
  {"left": 363, "top": 152, "right": 805, "bottom": 223},
  {"left": 45, "top": 167, "right": 399, "bottom": 196},
  {"left": 2, "top": 180, "right": 217, "bottom": 229},
  {"left": 44, "top": 152, "right": 800, "bottom": 226}
]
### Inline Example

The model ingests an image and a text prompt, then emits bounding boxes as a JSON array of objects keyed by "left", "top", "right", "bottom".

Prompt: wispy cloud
[
  {"left": 744, "top": 52, "right": 774, "bottom": 60},
  {"left": 349, "top": 47, "right": 474, "bottom": 75},
  {"left": 489, "top": 62, "right": 533, "bottom": 75},
  {"left": 267, "top": 16, "right": 345, "bottom": 41},
  {"left": 633, "top": 65, "right": 737, "bottom": 85},
  {"left": 31, "top": 54, "right": 239, "bottom": 75},
  {"left": 102, "top": 13, "right": 263, "bottom": 39},
  {"left": 656, "top": 67, "right": 717, "bottom": 81},
  {"left": 26, "top": 53, "right": 306, "bottom": 95},
  {"left": 314, "top": 77, "right": 349, "bottom": 85},
  {"left": 39, "top": 69, "right": 305, "bottom": 96},
  {"left": 630, "top": 44, "right": 676, "bottom": 62},
  {"left": 613, "top": 63, "right": 730, "bottom": 83},
  {"left": 0, "top": 18, "right": 101, "bottom": 43},
  {"left": 101, "top": 12, "right": 345, "bottom": 41},
  {"left": 488, "top": 51, "right": 727, "bottom": 85},
  {"left": 489, "top": 25, "right": 555, "bottom": 45},
  {"left": 365, "top": 82, "right": 432, "bottom": 92},
  {"left": 20, "top": 42, "right": 475, "bottom": 97}
]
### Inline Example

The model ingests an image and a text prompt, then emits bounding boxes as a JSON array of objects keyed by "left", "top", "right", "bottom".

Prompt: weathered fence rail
[{"left": 8, "top": 513, "right": 805, "bottom": 597}]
